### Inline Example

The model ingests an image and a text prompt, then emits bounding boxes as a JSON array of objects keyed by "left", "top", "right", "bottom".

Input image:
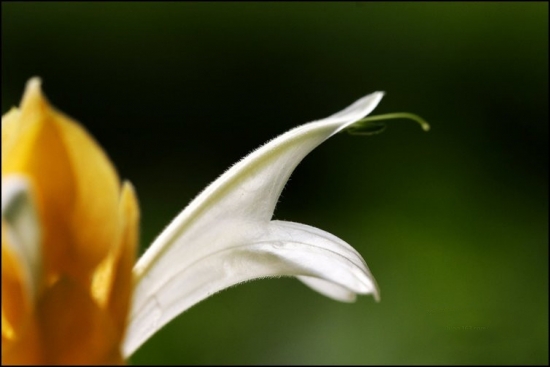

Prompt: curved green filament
[{"left": 347, "top": 112, "right": 430, "bottom": 136}]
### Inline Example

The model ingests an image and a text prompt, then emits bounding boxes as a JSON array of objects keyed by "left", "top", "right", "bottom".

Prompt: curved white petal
[
  {"left": 2, "top": 175, "right": 42, "bottom": 301},
  {"left": 124, "top": 92, "right": 384, "bottom": 357},
  {"left": 297, "top": 276, "right": 359, "bottom": 303}
]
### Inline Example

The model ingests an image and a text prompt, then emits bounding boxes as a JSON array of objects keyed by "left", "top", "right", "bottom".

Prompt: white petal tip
[{"left": 26, "top": 77, "right": 42, "bottom": 90}]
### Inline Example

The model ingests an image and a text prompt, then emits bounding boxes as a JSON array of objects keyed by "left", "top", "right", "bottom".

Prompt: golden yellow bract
[{"left": 2, "top": 79, "right": 139, "bottom": 365}]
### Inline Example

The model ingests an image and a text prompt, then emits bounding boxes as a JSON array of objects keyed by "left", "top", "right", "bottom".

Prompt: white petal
[
  {"left": 270, "top": 220, "right": 380, "bottom": 302},
  {"left": 2, "top": 175, "right": 42, "bottom": 301},
  {"left": 297, "top": 276, "right": 359, "bottom": 303},
  {"left": 124, "top": 92, "right": 384, "bottom": 357}
]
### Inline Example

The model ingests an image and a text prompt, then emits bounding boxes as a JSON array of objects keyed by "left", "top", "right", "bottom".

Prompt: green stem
[{"left": 356, "top": 112, "right": 430, "bottom": 131}]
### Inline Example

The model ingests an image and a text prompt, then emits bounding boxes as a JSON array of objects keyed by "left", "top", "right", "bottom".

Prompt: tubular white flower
[{"left": 123, "top": 92, "right": 384, "bottom": 357}]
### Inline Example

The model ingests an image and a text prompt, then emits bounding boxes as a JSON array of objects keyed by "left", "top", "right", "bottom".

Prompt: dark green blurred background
[{"left": 2, "top": 2, "right": 548, "bottom": 365}]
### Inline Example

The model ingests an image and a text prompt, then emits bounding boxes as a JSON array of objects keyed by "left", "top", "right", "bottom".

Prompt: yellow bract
[{"left": 1, "top": 79, "right": 139, "bottom": 365}]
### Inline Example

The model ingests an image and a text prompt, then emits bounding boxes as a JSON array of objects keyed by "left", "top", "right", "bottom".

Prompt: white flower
[{"left": 125, "top": 89, "right": 384, "bottom": 356}]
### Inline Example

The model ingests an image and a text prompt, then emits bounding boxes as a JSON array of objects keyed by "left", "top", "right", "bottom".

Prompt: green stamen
[{"left": 346, "top": 112, "right": 430, "bottom": 136}]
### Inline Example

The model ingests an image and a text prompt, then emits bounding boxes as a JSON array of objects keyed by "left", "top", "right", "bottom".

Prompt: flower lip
[{"left": 124, "top": 92, "right": 384, "bottom": 357}]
